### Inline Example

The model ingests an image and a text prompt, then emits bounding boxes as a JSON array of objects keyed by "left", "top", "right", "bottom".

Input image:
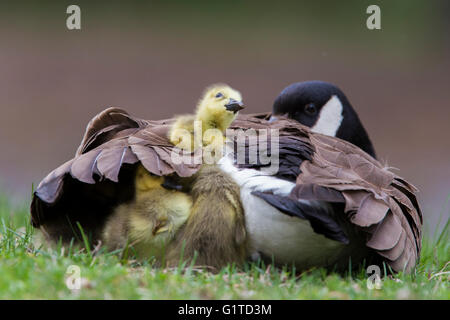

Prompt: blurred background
[{"left": 0, "top": 1, "right": 448, "bottom": 235}]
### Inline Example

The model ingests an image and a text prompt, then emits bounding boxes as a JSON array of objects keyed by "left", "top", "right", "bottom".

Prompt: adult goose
[
  {"left": 30, "top": 83, "right": 422, "bottom": 273},
  {"left": 220, "top": 81, "right": 422, "bottom": 273}
]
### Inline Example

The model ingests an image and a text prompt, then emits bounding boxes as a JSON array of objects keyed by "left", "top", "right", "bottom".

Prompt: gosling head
[{"left": 196, "top": 84, "right": 245, "bottom": 131}]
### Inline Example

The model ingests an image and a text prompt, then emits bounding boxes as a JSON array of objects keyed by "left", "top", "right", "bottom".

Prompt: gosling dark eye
[
  {"left": 215, "top": 92, "right": 223, "bottom": 98},
  {"left": 304, "top": 103, "right": 317, "bottom": 115}
]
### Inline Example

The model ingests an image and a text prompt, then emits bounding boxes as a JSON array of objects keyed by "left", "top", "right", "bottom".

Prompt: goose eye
[
  {"left": 215, "top": 92, "right": 224, "bottom": 98},
  {"left": 304, "top": 103, "right": 317, "bottom": 115}
]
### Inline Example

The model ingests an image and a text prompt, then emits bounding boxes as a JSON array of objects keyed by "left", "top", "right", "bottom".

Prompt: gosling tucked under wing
[
  {"left": 30, "top": 107, "right": 200, "bottom": 244},
  {"left": 101, "top": 164, "right": 193, "bottom": 261}
]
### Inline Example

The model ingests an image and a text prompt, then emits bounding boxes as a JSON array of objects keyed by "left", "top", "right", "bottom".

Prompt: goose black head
[{"left": 271, "top": 81, "right": 376, "bottom": 158}]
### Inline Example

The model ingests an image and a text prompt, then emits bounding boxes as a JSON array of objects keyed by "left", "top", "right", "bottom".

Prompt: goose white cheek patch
[{"left": 311, "top": 95, "right": 343, "bottom": 137}]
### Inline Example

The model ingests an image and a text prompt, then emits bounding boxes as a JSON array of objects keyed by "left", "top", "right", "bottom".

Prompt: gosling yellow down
[{"left": 103, "top": 84, "right": 247, "bottom": 270}]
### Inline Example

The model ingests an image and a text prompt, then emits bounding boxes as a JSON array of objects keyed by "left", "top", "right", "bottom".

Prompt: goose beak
[
  {"left": 268, "top": 116, "right": 278, "bottom": 123},
  {"left": 268, "top": 113, "right": 288, "bottom": 123},
  {"left": 225, "top": 98, "right": 245, "bottom": 113}
]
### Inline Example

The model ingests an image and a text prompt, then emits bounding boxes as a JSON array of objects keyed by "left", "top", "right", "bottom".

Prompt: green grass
[{"left": 0, "top": 195, "right": 448, "bottom": 300}]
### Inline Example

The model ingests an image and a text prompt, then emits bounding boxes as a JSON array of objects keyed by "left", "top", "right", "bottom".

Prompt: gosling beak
[
  {"left": 152, "top": 221, "right": 170, "bottom": 236},
  {"left": 225, "top": 98, "right": 245, "bottom": 113},
  {"left": 161, "top": 177, "right": 184, "bottom": 191}
]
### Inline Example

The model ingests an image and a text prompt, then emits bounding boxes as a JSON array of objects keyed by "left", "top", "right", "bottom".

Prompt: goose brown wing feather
[
  {"left": 30, "top": 108, "right": 201, "bottom": 234},
  {"left": 76, "top": 107, "right": 143, "bottom": 156},
  {"left": 291, "top": 128, "right": 422, "bottom": 273}
]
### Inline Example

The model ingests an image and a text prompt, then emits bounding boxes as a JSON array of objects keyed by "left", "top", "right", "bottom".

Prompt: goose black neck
[{"left": 337, "top": 96, "right": 377, "bottom": 159}]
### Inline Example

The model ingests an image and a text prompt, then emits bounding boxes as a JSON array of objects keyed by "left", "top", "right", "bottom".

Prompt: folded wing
[
  {"left": 291, "top": 133, "right": 422, "bottom": 272},
  {"left": 31, "top": 107, "right": 201, "bottom": 241}
]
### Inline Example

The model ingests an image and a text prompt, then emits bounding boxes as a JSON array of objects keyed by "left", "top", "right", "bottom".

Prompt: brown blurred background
[{"left": 0, "top": 1, "right": 448, "bottom": 234}]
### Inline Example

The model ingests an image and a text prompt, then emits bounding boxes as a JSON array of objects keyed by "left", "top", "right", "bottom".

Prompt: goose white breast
[{"left": 218, "top": 156, "right": 346, "bottom": 269}]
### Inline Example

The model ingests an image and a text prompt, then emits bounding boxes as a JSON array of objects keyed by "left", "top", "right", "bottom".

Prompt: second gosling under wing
[{"left": 102, "top": 164, "right": 192, "bottom": 262}]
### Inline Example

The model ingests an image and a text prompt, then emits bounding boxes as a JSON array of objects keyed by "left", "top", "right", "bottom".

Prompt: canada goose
[
  {"left": 30, "top": 84, "right": 422, "bottom": 273},
  {"left": 218, "top": 82, "right": 422, "bottom": 273}
]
